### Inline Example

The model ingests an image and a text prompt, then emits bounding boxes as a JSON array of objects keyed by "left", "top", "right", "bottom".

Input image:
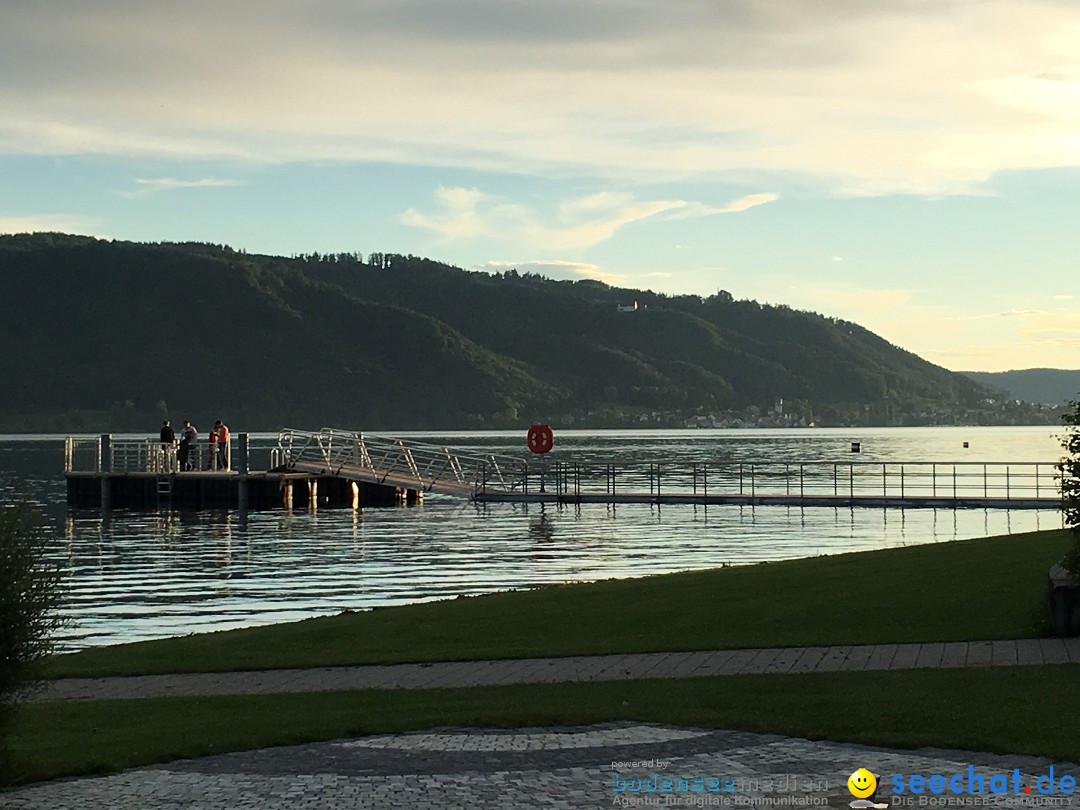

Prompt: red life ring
[{"left": 527, "top": 424, "right": 554, "bottom": 454}]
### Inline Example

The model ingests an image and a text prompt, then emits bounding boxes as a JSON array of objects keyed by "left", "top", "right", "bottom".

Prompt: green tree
[
  {"left": 0, "top": 505, "right": 67, "bottom": 772},
  {"left": 1061, "top": 399, "right": 1080, "bottom": 574}
]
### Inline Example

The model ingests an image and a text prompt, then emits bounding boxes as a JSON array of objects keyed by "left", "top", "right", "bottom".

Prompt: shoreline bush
[
  {"left": 0, "top": 505, "right": 67, "bottom": 774},
  {"left": 1060, "top": 400, "right": 1080, "bottom": 574}
]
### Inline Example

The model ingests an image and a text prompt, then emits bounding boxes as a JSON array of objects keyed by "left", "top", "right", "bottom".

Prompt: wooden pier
[{"left": 65, "top": 428, "right": 1065, "bottom": 512}]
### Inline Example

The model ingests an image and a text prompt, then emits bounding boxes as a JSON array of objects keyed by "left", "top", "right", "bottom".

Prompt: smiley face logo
[{"left": 848, "top": 768, "right": 877, "bottom": 799}]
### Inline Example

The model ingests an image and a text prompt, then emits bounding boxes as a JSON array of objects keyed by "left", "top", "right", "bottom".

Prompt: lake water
[{"left": 0, "top": 426, "right": 1068, "bottom": 650}]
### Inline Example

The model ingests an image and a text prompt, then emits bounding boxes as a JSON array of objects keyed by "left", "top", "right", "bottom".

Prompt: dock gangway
[{"left": 274, "top": 428, "right": 528, "bottom": 498}]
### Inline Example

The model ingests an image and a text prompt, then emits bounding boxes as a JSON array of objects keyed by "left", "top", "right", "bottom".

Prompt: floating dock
[
  {"left": 65, "top": 428, "right": 1064, "bottom": 512},
  {"left": 64, "top": 433, "right": 422, "bottom": 510},
  {"left": 64, "top": 470, "right": 422, "bottom": 510},
  {"left": 473, "top": 491, "right": 1056, "bottom": 509}
]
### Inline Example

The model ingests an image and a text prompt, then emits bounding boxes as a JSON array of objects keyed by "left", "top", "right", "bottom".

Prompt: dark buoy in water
[
  {"left": 851, "top": 441, "right": 861, "bottom": 453},
  {"left": 963, "top": 441, "right": 969, "bottom": 448}
]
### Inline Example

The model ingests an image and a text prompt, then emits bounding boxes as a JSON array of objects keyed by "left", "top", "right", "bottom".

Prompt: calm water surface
[{"left": 0, "top": 426, "right": 1066, "bottom": 650}]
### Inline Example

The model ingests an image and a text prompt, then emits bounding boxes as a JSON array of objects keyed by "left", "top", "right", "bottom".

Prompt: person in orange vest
[
  {"left": 214, "top": 420, "right": 230, "bottom": 471},
  {"left": 207, "top": 424, "right": 220, "bottom": 470}
]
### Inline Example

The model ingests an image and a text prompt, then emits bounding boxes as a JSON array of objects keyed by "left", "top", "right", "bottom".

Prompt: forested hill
[
  {"left": 961, "top": 369, "right": 1080, "bottom": 406},
  {"left": 0, "top": 233, "right": 1054, "bottom": 431}
]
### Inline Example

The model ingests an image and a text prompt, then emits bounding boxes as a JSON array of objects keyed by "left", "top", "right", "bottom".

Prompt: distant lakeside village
[
  {"left": 0, "top": 395, "right": 1063, "bottom": 435},
  {"left": 556, "top": 396, "right": 1063, "bottom": 430}
]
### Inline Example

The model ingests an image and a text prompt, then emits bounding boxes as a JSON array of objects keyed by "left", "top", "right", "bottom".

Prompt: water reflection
[
  {"left": 61, "top": 497, "right": 1066, "bottom": 650},
  {"left": 0, "top": 428, "right": 1067, "bottom": 649},
  {"left": 47, "top": 500, "right": 1062, "bottom": 648}
]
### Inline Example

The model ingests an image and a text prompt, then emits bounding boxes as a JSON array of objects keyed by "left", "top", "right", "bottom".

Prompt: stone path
[
  {"left": 6, "top": 641, "right": 1079, "bottom": 808},
  {"left": 30, "top": 637, "right": 1080, "bottom": 702},
  {"left": 5, "top": 722, "right": 1080, "bottom": 809}
]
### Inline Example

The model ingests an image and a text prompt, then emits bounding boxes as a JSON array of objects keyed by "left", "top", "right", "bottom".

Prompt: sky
[{"left": 2, "top": 0, "right": 1079, "bottom": 373}]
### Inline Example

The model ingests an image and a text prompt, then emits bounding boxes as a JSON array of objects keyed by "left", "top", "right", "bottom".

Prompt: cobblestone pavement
[
  {"left": 13, "top": 644, "right": 1080, "bottom": 807},
  {"left": 5, "top": 723, "right": 1080, "bottom": 809},
  {"left": 31, "top": 638, "right": 1080, "bottom": 702}
]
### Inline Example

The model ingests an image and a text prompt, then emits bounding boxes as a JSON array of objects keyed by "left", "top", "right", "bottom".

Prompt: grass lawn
[
  {"left": 8, "top": 664, "right": 1080, "bottom": 786},
  {"left": 47, "top": 528, "right": 1072, "bottom": 678}
]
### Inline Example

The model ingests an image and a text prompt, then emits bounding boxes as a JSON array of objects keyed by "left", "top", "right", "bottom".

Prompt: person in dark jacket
[
  {"left": 178, "top": 420, "right": 197, "bottom": 471},
  {"left": 159, "top": 419, "right": 177, "bottom": 471}
]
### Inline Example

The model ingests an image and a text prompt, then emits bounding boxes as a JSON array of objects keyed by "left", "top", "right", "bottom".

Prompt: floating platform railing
[
  {"left": 275, "top": 428, "right": 529, "bottom": 496},
  {"left": 526, "top": 459, "right": 1063, "bottom": 506},
  {"left": 64, "top": 433, "right": 1065, "bottom": 509},
  {"left": 64, "top": 437, "right": 103, "bottom": 473},
  {"left": 64, "top": 437, "right": 226, "bottom": 474}
]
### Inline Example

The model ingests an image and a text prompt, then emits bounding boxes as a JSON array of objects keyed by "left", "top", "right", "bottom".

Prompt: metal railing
[
  {"left": 64, "top": 436, "right": 232, "bottom": 474},
  {"left": 64, "top": 437, "right": 102, "bottom": 473},
  {"left": 65, "top": 432, "right": 1065, "bottom": 507},
  {"left": 275, "top": 428, "right": 528, "bottom": 496},
  {"left": 542, "top": 460, "right": 1063, "bottom": 503}
]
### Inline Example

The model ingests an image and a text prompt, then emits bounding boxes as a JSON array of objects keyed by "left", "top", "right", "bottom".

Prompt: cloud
[
  {"left": 947, "top": 309, "right": 1055, "bottom": 322},
  {"left": 0, "top": 213, "right": 100, "bottom": 234},
  {"left": 539, "top": 198, "right": 685, "bottom": 249},
  {"left": 115, "top": 176, "right": 243, "bottom": 198},
  {"left": 715, "top": 192, "right": 778, "bottom": 214},
  {"left": 3, "top": 1, "right": 1079, "bottom": 192},
  {"left": 402, "top": 187, "right": 775, "bottom": 249},
  {"left": 476, "top": 259, "right": 624, "bottom": 284},
  {"left": 659, "top": 193, "right": 779, "bottom": 221},
  {"left": 999, "top": 309, "right": 1046, "bottom": 318},
  {"left": 400, "top": 187, "right": 498, "bottom": 240},
  {"left": 803, "top": 284, "right": 913, "bottom": 315},
  {"left": 843, "top": 304, "right": 1080, "bottom": 372},
  {"left": 1018, "top": 311, "right": 1080, "bottom": 337},
  {"left": 922, "top": 336, "right": 1080, "bottom": 371}
]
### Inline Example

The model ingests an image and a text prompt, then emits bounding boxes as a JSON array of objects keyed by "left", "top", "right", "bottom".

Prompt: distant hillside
[
  {"left": 961, "top": 369, "right": 1080, "bottom": 405},
  {"left": 0, "top": 233, "right": 1055, "bottom": 431}
]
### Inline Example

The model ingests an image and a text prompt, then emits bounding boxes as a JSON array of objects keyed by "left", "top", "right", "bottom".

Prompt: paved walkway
[
  {"left": 29, "top": 637, "right": 1080, "bottom": 702},
  {"left": 7, "top": 640, "right": 1079, "bottom": 808},
  {"left": 6, "top": 722, "right": 1080, "bottom": 809}
]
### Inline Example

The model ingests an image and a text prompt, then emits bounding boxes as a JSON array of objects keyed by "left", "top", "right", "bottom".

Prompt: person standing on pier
[
  {"left": 215, "top": 420, "right": 230, "bottom": 471},
  {"left": 179, "top": 420, "right": 197, "bottom": 471},
  {"left": 159, "top": 420, "right": 175, "bottom": 472},
  {"left": 208, "top": 424, "right": 220, "bottom": 470}
]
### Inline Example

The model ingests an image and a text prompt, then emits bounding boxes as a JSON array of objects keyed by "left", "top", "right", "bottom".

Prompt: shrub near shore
[{"left": 0, "top": 506, "right": 66, "bottom": 775}]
